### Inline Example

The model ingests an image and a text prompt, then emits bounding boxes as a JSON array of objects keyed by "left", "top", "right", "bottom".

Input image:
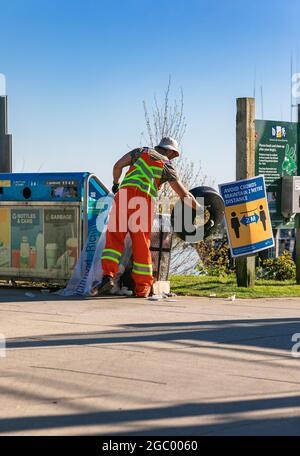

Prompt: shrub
[
  {"left": 258, "top": 251, "right": 296, "bottom": 281},
  {"left": 195, "top": 237, "right": 234, "bottom": 277}
]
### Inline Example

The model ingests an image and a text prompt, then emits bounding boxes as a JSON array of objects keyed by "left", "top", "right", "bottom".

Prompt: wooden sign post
[{"left": 235, "top": 97, "right": 256, "bottom": 287}]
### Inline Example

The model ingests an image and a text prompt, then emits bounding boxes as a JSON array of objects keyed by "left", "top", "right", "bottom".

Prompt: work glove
[{"left": 112, "top": 183, "right": 119, "bottom": 194}]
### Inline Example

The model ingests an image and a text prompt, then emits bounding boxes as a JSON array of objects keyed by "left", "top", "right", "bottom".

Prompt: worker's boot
[
  {"left": 97, "top": 275, "right": 114, "bottom": 296},
  {"left": 135, "top": 285, "right": 152, "bottom": 298}
]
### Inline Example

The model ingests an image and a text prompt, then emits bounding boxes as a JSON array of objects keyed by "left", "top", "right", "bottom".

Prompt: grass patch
[{"left": 170, "top": 275, "right": 300, "bottom": 299}]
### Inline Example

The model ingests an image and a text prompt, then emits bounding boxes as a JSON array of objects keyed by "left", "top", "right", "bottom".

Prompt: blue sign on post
[{"left": 219, "top": 175, "right": 274, "bottom": 257}]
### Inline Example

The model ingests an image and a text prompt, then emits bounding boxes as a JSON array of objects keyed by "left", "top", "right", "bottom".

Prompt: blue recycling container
[{"left": 0, "top": 172, "right": 109, "bottom": 283}]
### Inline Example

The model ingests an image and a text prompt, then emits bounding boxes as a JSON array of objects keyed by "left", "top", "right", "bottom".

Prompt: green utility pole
[{"left": 235, "top": 97, "right": 256, "bottom": 287}]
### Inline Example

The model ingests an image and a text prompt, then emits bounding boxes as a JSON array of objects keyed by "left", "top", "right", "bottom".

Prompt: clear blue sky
[{"left": 0, "top": 0, "right": 299, "bottom": 187}]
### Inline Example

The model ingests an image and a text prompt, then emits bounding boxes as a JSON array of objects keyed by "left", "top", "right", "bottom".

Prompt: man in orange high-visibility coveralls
[{"left": 98, "top": 137, "right": 199, "bottom": 298}]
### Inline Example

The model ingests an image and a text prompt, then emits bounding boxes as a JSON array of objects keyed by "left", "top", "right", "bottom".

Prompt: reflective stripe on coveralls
[
  {"left": 120, "top": 179, "right": 157, "bottom": 199},
  {"left": 120, "top": 156, "right": 163, "bottom": 199},
  {"left": 126, "top": 162, "right": 163, "bottom": 180},
  {"left": 132, "top": 261, "right": 153, "bottom": 276},
  {"left": 101, "top": 248, "right": 122, "bottom": 264}
]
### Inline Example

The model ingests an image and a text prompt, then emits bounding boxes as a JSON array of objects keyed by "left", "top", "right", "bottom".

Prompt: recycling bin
[{"left": 0, "top": 172, "right": 109, "bottom": 283}]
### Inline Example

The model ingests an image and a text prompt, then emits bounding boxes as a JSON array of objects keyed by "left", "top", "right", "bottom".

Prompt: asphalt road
[{"left": 0, "top": 286, "right": 300, "bottom": 436}]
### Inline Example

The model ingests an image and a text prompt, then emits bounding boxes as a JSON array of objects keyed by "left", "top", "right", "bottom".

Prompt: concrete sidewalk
[{"left": 1, "top": 286, "right": 300, "bottom": 435}]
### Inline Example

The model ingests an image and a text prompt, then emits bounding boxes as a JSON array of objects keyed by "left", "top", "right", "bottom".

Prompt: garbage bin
[
  {"left": 171, "top": 186, "right": 225, "bottom": 242},
  {"left": 0, "top": 172, "right": 109, "bottom": 283}
]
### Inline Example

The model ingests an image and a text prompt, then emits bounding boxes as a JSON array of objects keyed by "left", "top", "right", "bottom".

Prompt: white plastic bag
[{"left": 58, "top": 194, "right": 132, "bottom": 297}]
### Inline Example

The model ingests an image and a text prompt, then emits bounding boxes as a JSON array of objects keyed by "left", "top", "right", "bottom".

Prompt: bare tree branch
[{"left": 142, "top": 79, "right": 217, "bottom": 275}]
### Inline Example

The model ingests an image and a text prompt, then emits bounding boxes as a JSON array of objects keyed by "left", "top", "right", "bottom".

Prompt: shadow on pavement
[
  {"left": 0, "top": 286, "right": 125, "bottom": 302},
  {"left": 5, "top": 317, "right": 300, "bottom": 352},
  {"left": 2, "top": 308, "right": 300, "bottom": 435},
  {"left": 0, "top": 395, "right": 299, "bottom": 435}
]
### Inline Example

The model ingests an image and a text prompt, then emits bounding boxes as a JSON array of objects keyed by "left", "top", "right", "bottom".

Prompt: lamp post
[{"left": 0, "top": 96, "right": 12, "bottom": 172}]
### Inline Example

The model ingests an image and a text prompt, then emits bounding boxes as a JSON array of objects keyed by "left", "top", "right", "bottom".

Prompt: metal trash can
[
  {"left": 151, "top": 214, "right": 173, "bottom": 281},
  {"left": 171, "top": 186, "right": 225, "bottom": 242},
  {"left": 0, "top": 172, "right": 109, "bottom": 283}
]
